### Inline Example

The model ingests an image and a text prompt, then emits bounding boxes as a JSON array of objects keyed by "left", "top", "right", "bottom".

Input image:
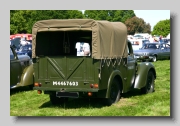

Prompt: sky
[
  {"left": 81, "top": 10, "right": 170, "bottom": 31},
  {"left": 134, "top": 10, "right": 170, "bottom": 31}
]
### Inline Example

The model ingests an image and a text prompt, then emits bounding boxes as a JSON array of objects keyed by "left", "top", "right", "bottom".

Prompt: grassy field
[{"left": 10, "top": 60, "right": 170, "bottom": 116}]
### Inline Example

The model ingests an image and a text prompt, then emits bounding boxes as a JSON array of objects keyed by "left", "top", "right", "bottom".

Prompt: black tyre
[
  {"left": 105, "top": 78, "right": 121, "bottom": 106},
  {"left": 49, "top": 93, "right": 68, "bottom": 105},
  {"left": 152, "top": 55, "right": 157, "bottom": 62},
  {"left": 141, "top": 71, "right": 155, "bottom": 94},
  {"left": 28, "top": 85, "right": 34, "bottom": 90}
]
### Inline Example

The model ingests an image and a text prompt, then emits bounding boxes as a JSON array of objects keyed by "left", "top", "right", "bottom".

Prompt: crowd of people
[
  {"left": 128, "top": 34, "right": 170, "bottom": 44},
  {"left": 148, "top": 35, "right": 164, "bottom": 43}
]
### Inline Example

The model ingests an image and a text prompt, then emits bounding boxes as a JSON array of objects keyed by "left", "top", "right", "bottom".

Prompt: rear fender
[
  {"left": 134, "top": 62, "right": 156, "bottom": 89},
  {"left": 106, "top": 70, "right": 123, "bottom": 98},
  {"left": 16, "top": 64, "right": 34, "bottom": 87}
]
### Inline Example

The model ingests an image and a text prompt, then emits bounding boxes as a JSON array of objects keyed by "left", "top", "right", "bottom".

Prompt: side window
[{"left": 10, "top": 48, "right": 15, "bottom": 60}]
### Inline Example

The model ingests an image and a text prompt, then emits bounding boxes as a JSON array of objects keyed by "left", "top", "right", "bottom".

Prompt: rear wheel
[
  {"left": 28, "top": 85, "right": 33, "bottom": 90},
  {"left": 141, "top": 71, "right": 155, "bottom": 94},
  {"left": 105, "top": 78, "right": 121, "bottom": 106}
]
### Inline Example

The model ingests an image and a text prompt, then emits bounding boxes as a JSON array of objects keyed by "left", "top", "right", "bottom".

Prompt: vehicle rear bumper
[
  {"left": 135, "top": 55, "right": 149, "bottom": 59},
  {"left": 135, "top": 55, "right": 150, "bottom": 61},
  {"left": 33, "top": 87, "right": 99, "bottom": 92}
]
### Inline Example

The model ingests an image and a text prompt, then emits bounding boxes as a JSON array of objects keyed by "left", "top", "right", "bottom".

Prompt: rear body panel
[
  {"left": 34, "top": 56, "right": 100, "bottom": 92},
  {"left": 33, "top": 54, "right": 151, "bottom": 95}
]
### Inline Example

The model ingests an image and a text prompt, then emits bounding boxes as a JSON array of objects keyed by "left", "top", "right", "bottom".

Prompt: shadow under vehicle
[
  {"left": 32, "top": 19, "right": 156, "bottom": 106},
  {"left": 134, "top": 42, "right": 170, "bottom": 62},
  {"left": 10, "top": 45, "right": 34, "bottom": 89}
]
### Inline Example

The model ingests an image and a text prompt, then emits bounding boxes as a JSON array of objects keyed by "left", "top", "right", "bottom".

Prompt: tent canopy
[{"left": 32, "top": 19, "right": 128, "bottom": 59}]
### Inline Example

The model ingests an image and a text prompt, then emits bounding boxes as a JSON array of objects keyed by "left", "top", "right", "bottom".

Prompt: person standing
[
  {"left": 159, "top": 35, "right": 163, "bottom": 43},
  {"left": 149, "top": 35, "right": 154, "bottom": 43}
]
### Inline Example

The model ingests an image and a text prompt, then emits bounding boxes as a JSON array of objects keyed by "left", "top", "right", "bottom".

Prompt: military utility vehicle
[{"left": 32, "top": 19, "right": 156, "bottom": 106}]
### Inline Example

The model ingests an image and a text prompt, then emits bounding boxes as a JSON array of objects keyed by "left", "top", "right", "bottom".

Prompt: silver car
[{"left": 134, "top": 43, "right": 170, "bottom": 62}]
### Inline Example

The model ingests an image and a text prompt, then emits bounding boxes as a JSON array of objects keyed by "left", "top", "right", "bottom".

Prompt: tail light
[
  {"left": 88, "top": 92, "right": 93, "bottom": 96},
  {"left": 90, "top": 84, "right": 99, "bottom": 88},
  {"left": 34, "top": 82, "right": 42, "bottom": 87},
  {"left": 37, "top": 90, "right": 42, "bottom": 94}
]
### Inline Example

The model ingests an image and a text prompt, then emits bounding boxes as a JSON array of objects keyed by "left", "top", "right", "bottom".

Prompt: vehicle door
[
  {"left": 126, "top": 42, "right": 136, "bottom": 88},
  {"left": 163, "top": 43, "right": 170, "bottom": 58},
  {"left": 159, "top": 43, "right": 169, "bottom": 59},
  {"left": 10, "top": 47, "right": 22, "bottom": 87},
  {"left": 153, "top": 44, "right": 163, "bottom": 59}
]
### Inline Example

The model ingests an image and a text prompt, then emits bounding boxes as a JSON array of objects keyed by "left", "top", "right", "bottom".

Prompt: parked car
[
  {"left": 134, "top": 35, "right": 144, "bottom": 39},
  {"left": 32, "top": 19, "right": 156, "bottom": 106},
  {"left": 10, "top": 37, "right": 21, "bottom": 51},
  {"left": 10, "top": 45, "right": 34, "bottom": 89},
  {"left": 161, "top": 38, "right": 170, "bottom": 44},
  {"left": 16, "top": 44, "right": 32, "bottom": 58},
  {"left": 134, "top": 43, "right": 170, "bottom": 62},
  {"left": 134, "top": 33, "right": 150, "bottom": 39}
]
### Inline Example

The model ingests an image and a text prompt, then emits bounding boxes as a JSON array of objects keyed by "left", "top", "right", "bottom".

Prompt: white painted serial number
[{"left": 53, "top": 81, "right": 78, "bottom": 86}]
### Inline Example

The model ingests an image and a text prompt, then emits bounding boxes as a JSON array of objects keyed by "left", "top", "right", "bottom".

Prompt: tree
[
  {"left": 10, "top": 10, "right": 33, "bottom": 34},
  {"left": 151, "top": 19, "right": 170, "bottom": 37},
  {"left": 10, "top": 10, "right": 84, "bottom": 34},
  {"left": 66, "top": 10, "right": 84, "bottom": 19},
  {"left": 84, "top": 10, "right": 135, "bottom": 23},
  {"left": 143, "top": 23, "right": 151, "bottom": 33},
  {"left": 125, "top": 16, "right": 151, "bottom": 35}
]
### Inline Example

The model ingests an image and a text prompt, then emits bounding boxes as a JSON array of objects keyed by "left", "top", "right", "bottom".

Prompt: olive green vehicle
[
  {"left": 10, "top": 45, "right": 34, "bottom": 89},
  {"left": 32, "top": 19, "right": 156, "bottom": 106}
]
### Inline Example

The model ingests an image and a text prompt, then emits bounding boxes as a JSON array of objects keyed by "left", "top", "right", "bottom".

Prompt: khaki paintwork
[{"left": 32, "top": 19, "right": 156, "bottom": 100}]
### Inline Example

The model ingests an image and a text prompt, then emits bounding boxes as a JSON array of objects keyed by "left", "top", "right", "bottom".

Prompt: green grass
[{"left": 10, "top": 60, "right": 170, "bottom": 116}]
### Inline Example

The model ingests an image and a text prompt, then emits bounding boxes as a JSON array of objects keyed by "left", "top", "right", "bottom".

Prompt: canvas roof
[{"left": 32, "top": 19, "right": 128, "bottom": 59}]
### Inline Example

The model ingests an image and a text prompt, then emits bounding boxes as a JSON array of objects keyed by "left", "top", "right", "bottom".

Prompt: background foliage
[
  {"left": 10, "top": 10, "right": 170, "bottom": 36},
  {"left": 125, "top": 16, "right": 151, "bottom": 35},
  {"left": 151, "top": 19, "right": 170, "bottom": 37},
  {"left": 84, "top": 10, "right": 135, "bottom": 22}
]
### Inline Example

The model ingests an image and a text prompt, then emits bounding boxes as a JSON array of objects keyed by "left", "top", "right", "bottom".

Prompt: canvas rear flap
[{"left": 32, "top": 19, "right": 128, "bottom": 59}]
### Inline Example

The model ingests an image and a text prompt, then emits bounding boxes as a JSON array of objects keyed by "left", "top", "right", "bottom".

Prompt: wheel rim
[
  {"left": 110, "top": 81, "right": 119, "bottom": 102},
  {"left": 147, "top": 72, "right": 154, "bottom": 92},
  {"left": 153, "top": 56, "right": 156, "bottom": 62}
]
